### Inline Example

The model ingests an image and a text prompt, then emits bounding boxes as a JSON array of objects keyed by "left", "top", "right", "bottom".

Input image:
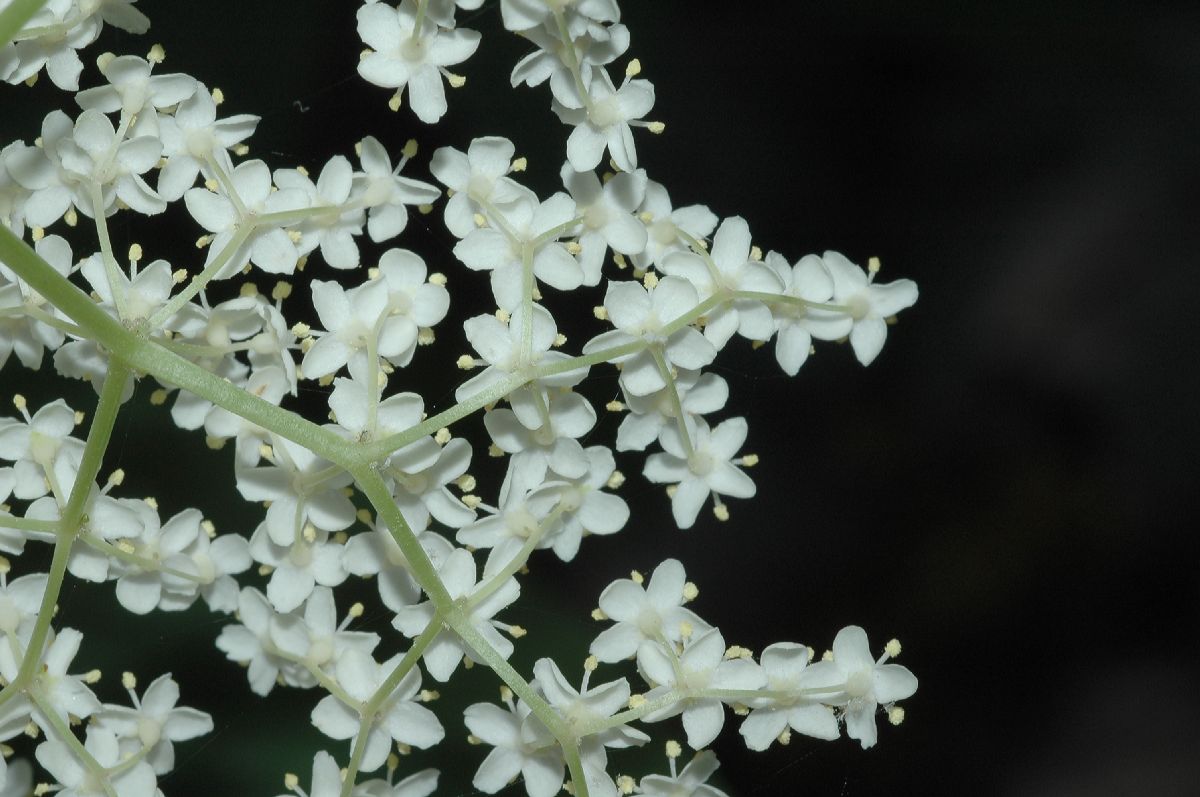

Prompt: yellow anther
[
  {"left": 402, "top": 139, "right": 419, "bottom": 159},
  {"left": 682, "top": 581, "right": 698, "bottom": 602},
  {"left": 665, "top": 740, "right": 682, "bottom": 758},
  {"left": 511, "top": 156, "right": 528, "bottom": 172},
  {"left": 625, "top": 58, "right": 642, "bottom": 78}
]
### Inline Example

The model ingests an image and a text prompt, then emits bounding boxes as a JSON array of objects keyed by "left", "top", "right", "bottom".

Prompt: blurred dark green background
[{"left": 2, "top": 1, "right": 1198, "bottom": 796}]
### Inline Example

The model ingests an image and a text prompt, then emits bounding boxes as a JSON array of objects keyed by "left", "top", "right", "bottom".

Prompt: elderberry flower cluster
[{"left": 0, "top": 1, "right": 920, "bottom": 795}]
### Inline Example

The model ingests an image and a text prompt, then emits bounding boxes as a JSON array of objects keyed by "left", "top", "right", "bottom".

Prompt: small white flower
[
  {"left": 392, "top": 547, "right": 520, "bottom": 681},
  {"left": 553, "top": 69, "right": 655, "bottom": 173},
  {"left": 637, "top": 627, "right": 764, "bottom": 750},
  {"left": 430, "top": 136, "right": 526, "bottom": 238},
  {"left": 823, "top": 252, "right": 919, "bottom": 366},
  {"left": 803, "top": 625, "right": 918, "bottom": 749},
  {"left": 36, "top": 726, "right": 157, "bottom": 797},
  {"left": 96, "top": 673, "right": 213, "bottom": 775},
  {"left": 643, "top": 416, "right": 756, "bottom": 530},
  {"left": 310, "top": 649, "right": 444, "bottom": 771},
  {"left": 762, "top": 251, "right": 854, "bottom": 375},
  {"left": 632, "top": 178, "right": 719, "bottom": 271},
  {"left": 356, "top": 0, "right": 481, "bottom": 123},
  {"left": 354, "top": 136, "right": 441, "bottom": 242},
  {"left": 738, "top": 642, "right": 840, "bottom": 750},
  {"left": 590, "top": 558, "right": 709, "bottom": 663},
  {"left": 637, "top": 750, "right": 728, "bottom": 797}
]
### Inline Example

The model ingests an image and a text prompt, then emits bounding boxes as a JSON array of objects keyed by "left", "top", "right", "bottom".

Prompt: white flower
[
  {"left": 590, "top": 558, "right": 710, "bottom": 664},
  {"left": 637, "top": 627, "right": 765, "bottom": 750},
  {"left": 78, "top": 252, "right": 175, "bottom": 325},
  {"left": 0, "top": 628, "right": 101, "bottom": 733},
  {"left": 738, "top": 642, "right": 839, "bottom": 750},
  {"left": 483, "top": 386, "right": 596, "bottom": 480},
  {"left": 632, "top": 179, "right": 718, "bottom": 271},
  {"left": 762, "top": 251, "right": 854, "bottom": 375},
  {"left": 636, "top": 750, "right": 728, "bottom": 797},
  {"left": 2, "top": 0, "right": 101, "bottom": 91},
  {"left": 275, "top": 751, "right": 342, "bottom": 797},
  {"left": 456, "top": 303, "right": 585, "bottom": 401},
  {"left": 392, "top": 547, "right": 520, "bottom": 681},
  {"left": 272, "top": 155, "right": 365, "bottom": 270},
  {"left": 643, "top": 417, "right": 756, "bottom": 530},
  {"left": 35, "top": 727, "right": 156, "bottom": 797},
  {"left": 553, "top": 69, "right": 655, "bottom": 173},
  {"left": 822, "top": 251, "right": 919, "bottom": 366},
  {"left": 248, "top": 520, "right": 348, "bottom": 613},
  {"left": 268, "top": 586, "right": 380, "bottom": 687},
  {"left": 354, "top": 135, "right": 441, "bottom": 242},
  {"left": 75, "top": 55, "right": 197, "bottom": 132},
  {"left": 310, "top": 649, "right": 445, "bottom": 771},
  {"left": 499, "top": 0, "right": 619, "bottom": 34},
  {"left": 215, "top": 587, "right": 287, "bottom": 696},
  {"left": 463, "top": 696, "right": 563, "bottom": 797},
  {"left": 235, "top": 435, "right": 355, "bottom": 548},
  {"left": 0, "top": 396, "right": 84, "bottom": 501},
  {"left": 430, "top": 136, "right": 526, "bottom": 238},
  {"left": 56, "top": 108, "right": 165, "bottom": 216},
  {"left": 356, "top": 0, "right": 481, "bottom": 123},
  {"left": 157, "top": 85, "right": 260, "bottom": 201},
  {"left": 804, "top": 625, "right": 918, "bottom": 749},
  {"left": 660, "top": 216, "right": 783, "bottom": 349},
  {"left": 184, "top": 157, "right": 306, "bottom": 277},
  {"left": 583, "top": 277, "right": 714, "bottom": 397},
  {"left": 452, "top": 191, "right": 583, "bottom": 311},
  {"left": 560, "top": 164, "right": 647, "bottom": 285},
  {"left": 302, "top": 277, "right": 412, "bottom": 380},
  {"left": 95, "top": 673, "right": 213, "bottom": 775},
  {"left": 616, "top": 370, "right": 728, "bottom": 453}
]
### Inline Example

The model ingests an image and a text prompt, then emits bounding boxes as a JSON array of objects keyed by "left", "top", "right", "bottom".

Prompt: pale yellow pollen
[
  {"left": 511, "top": 156, "right": 528, "bottom": 172},
  {"left": 127, "top": 243, "right": 143, "bottom": 263},
  {"left": 552, "top": 333, "right": 567, "bottom": 347},
  {"left": 419, "top": 689, "right": 440, "bottom": 702},
  {"left": 435, "top": 428, "right": 452, "bottom": 444},
  {"left": 885, "top": 638, "right": 902, "bottom": 658},
  {"left": 741, "top": 453, "right": 759, "bottom": 467},
  {"left": 630, "top": 569, "right": 644, "bottom": 585},
  {"left": 456, "top": 354, "right": 476, "bottom": 370},
  {"left": 508, "top": 625, "right": 527, "bottom": 638},
  {"left": 204, "top": 177, "right": 219, "bottom": 192},
  {"left": 487, "top": 444, "right": 503, "bottom": 457},
  {"left": 628, "top": 694, "right": 646, "bottom": 709},
  {"left": 868, "top": 256, "right": 881, "bottom": 274},
  {"left": 888, "top": 706, "right": 906, "bottom": 725},
  {"left": 647, "top": 121, "right": 666, "bottom": 134},
  {"left": 388, "top": 91, "right": 403, "bottom": 112},
  {"left": 682, "top": 581, "right": 698, "bottom": 602},
  {"left": 750, "top": 245, "right": 763, "bottom": 261},
  {"left": 617, "top": 774, "right": 636, "bottom": 795},
  {"left": 594, "top": 305, "right": 609, "bottom": 320},
  {"left": 605, "top": 400, "right": 624, "bottom": 412},
  {"left": 172, "top": 269, "right": 187, "bottom": 284},
  {"left": 584, "top": 655, "right": 598, "bottom": 672},
  {"left": 272, "top": 281, "right": 292, "bottom": 301},
  {"left": 466, "top": 734, "right": 482, "bottom": 745},
  {"left": 143, "top": 496, "right": 158, "bottom": 510},
  {"left": 462, "top": 494, "right": 482, "bottom": 510},
  {"left": 713, "top": 503, "right": 730, "bottom": 521},
  {"left": 447, "top": 72, "right": 466, "bottom": 88},
  {"left": 12, "top": 395, "right": 26, "bottom": 412},
  {"left": 290, "top": 322, "right": 311, "bottom": 338},
  {"left": 495, "top": 308, "right": 511, "bottom": 322},
  {"left": 642, "top": 271, "right": 659, "bottom": 289},
  {"left": 122, "top": 671, "right": 137, "bottom": 690},
  {"left": 454, "top": 474, "right": 477, "bottom": 492},
  {"left": 83, "top": 669, "right": 101, "bottom": 684},
  {"left": 402, "top": 139, "right": 419, "bottom": 159},
  {"left": 778, "top": 728, "right": 793, "bottom": 745},
  {"left": 665, "top": 739, "right": 682, "bottom": 758},
  {"left": 205, "top": 436, "right": 226, "bottom": 450},
  {"left": 202, "top": 520, "right": 216, "bottom": 538},
  {"left": 283, "top": 773, "right": 299, "bottom": 790},
  {"left": 108, "top": 469, "right": 125, "bottom": 487},
  {"left": 606, "top": 470, "right": 625, "bottom": 490},
  {"left": 211, "top": 87, "right": 225, "bottom": 105},
  {"left": 147, "top": 44, "right": 166, "bottom": 63},
  {"left": 30, "top": 226, "right": 45, "bottom": 241},
  {"left": 240, "top": 282, "right": 259, "bottom": 297},
  {"left": 613, "top": 252, "right": 628, "bottom": 268},
  {"left": 429, "top": 272, "right": 447, "bottom": 286},
  {"left": 625, "top": 58, "right": 642, "bottom": 78},
  {"left": 591, "top": 608, "right": 607, "bottom": 621}
]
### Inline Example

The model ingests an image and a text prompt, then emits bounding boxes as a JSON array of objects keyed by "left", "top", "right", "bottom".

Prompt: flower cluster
[{"left": 0, "top": 1, "right": 920, "bottom": 796}]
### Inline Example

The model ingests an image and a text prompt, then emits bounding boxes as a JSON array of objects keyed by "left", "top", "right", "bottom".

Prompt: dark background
[{"left": 3, "top": 2, "right": 1198, "bottom": 796}]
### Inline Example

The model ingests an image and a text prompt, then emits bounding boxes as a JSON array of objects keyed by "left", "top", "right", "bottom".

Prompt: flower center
[
  {"left": 588, "top": 96, "right": 621, "bottom": 129},
  {"left": 846, "top": 669, "right": 872, "bottom": 699},
  {"left": 400, "top": 36, "right": 428, "bottom": 63}
]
